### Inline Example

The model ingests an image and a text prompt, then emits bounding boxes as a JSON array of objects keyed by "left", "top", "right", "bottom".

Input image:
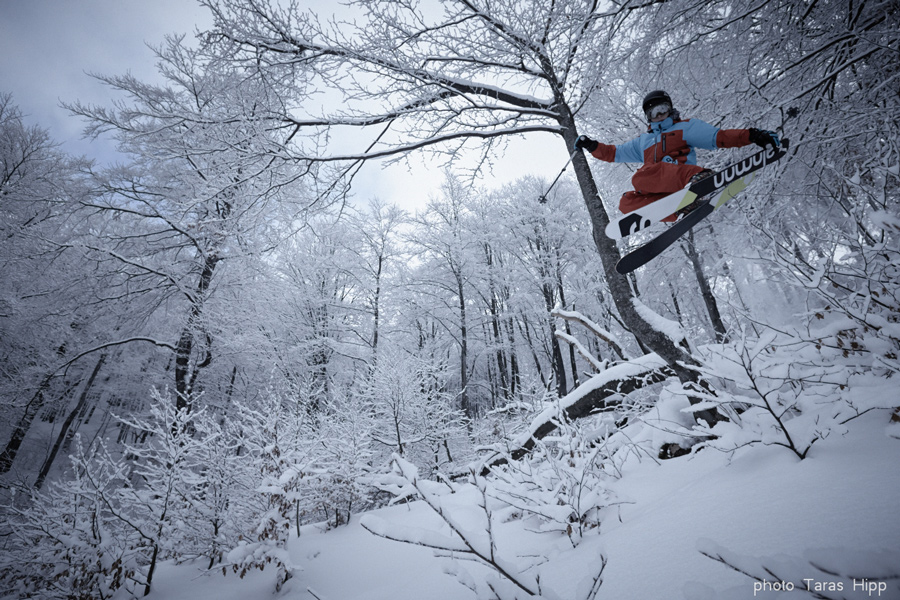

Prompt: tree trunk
[
  {"left": 504, "top": 317, "right": 520, "bottom": 398},
  {"left": 34, "top": 354, "right": 106, "bottom": 489},
  {"left": 484, "top": 242, "right": 510, "bottom": 401},
  {"left": 175, "top": 254, "right": 218, "bottom": 413},
  {"left": 0, "top": 374, "right": 53, "bottom": 474},
  {"left": 372, "top": 255, "right": 383, "bottom": 355},
  {"left": 556, "top": 275, "right": 580, "bottom": 389},
  {"left": 541, "top": 282, "right": 568, "bottom": 398},
  {"left": 683, "top": 229, "right": 728, "bottom": 342},
  {"left": 456, "top": 272, "right": 471, "bottom": 417},
  {"left": 516, "top": 313, "right": 546, "bottom": 389}
]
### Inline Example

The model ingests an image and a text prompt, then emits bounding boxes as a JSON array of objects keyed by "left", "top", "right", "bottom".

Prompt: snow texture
[
  {"left": 140, "top": 411, "right": 900, "bottom": 600},
  {"left": 633, "top": 298, "right": 687, "bottom": 344}
]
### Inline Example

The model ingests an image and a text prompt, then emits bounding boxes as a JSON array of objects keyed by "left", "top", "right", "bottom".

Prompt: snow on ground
[
  {"left": 598, "top": 411, "right": 900, "bottom": 599},
  {"left": 145, "top": 410, "right": 900, "bottom": 600}
]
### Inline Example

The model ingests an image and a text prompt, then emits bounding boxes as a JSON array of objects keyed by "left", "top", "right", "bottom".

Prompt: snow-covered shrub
[
  {"left": 0, "top": 438, "right": 140, "bottom": 600},
  {"left": 489, "top": 402, "right": 618, "bottom": 544},
  {"left": 225, "top": 390, "right": 310, "bottom": 591},
  {"left": 767, "top": 174, "right": 900, "bottom": 407},
  {"left": 181, "top": 406, "right": 248, "bottom": 569},
  {"left": 363, "top": 349, "right": 471, "bottom": 475},
  {"left": 683, "top": 321, "right": 898, "bottom": 459},
  {"left": 304, "top": 390, "right": 374, "bottom": 528},
  {"left": 362, "top": 455, "right": 607, "bottom": 600}
]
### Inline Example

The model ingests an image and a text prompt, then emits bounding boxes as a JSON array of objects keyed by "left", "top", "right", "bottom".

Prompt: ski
[
  {"left": 614, "top": 171, "right": 757, "bottom": 274},
  {"left": 605, "top": 142, "right": 789, "bottom": 240}
]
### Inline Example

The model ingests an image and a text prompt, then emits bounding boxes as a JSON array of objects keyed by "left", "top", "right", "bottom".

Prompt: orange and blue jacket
[{"left": 589, "top": 115, "right": 751, "bottom": 166}]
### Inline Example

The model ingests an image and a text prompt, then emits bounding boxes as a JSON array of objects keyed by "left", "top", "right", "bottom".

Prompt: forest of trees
[{"left": 1, "top": 0, "right": 897, "bottom": 597}]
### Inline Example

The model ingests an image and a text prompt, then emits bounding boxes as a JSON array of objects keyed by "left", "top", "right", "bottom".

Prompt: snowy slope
[
  {"left": 145, "top": 410, "right": 900, "bottom": 600},
  {"left": 598, "top": 412, "right": 900, "bottom": 599}
]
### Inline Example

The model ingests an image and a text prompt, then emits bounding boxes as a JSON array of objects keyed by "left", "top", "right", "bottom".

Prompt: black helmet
[{"left": 642, "top": 90, "right": 673, "bottom": 119}]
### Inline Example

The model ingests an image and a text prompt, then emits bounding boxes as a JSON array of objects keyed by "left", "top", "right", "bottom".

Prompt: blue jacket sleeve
[
  {"left": 614, "top": 136, "right": 644, "bottom": 163},
  {"left": 681, "top": 119, "right": 720, "bottom": 150}
]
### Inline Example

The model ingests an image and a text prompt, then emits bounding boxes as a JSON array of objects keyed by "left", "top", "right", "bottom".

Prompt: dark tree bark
[
  {"left": 34, "top": 354, "right": 106, "bottom": 489},
  {"left": 175, "top": 254, "right": 218, "bottom": 413},
  {"left": 541, "top": 281, "right": 568, "bottom": 398},
  {"left": 682, "top": 229, "right": 728, "bottom": 343},
  {"left": 483, "top": 360, "right": 675, "bottom": 473},
  {"left": 0, "top": 377, "right": 52, "bottom": 475},
  {"left": 556, "top": 271, "right": 580, "bottom": 389},
  {"left": 516, "top": 314, "right": 547, "bottom": 389},
  {"left": 456, "top": 271, "right": 471, "bottom": 418}
]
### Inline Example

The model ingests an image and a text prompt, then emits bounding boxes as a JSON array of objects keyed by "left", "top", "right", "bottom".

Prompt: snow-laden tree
[
  {"left": 493, "top": 177, "right": 602, "bottom": 396},
  {"left": 65, "top": 33, "right": 335, "bottom": 414},
  {"left": 363, "top": 346, "right": 469, "bottom": 473},
  {"left": 247, "top": 214, "right": 372, "bottom": 404},
  {"left": 344, "top": 197, "right": 408, "bottom": 361},
  {"left": 404, "top": 175, "right": 483, "bottom": 417},
  {"left": 0, "top": 94, "right": 112, "bottom": 478},
  {"left": 463, "top": 191, "right": 526, "bottom": 406},
  {"left": 199, "top": 0, "right": 710, "bottom": 409}
]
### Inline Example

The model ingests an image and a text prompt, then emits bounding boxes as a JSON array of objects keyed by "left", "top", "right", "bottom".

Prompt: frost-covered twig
[
  {"left": 362, "top": 456, "right": 541, "bottom": 597},
  {"left": 363, "top": 455, "right": 608, "bottom": 599},
  {"left": 688, "top": 319, "right": 899, "bottom": 460}
]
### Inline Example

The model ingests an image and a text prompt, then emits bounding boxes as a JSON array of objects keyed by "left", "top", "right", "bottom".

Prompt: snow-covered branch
[
  {"left": 485, "top": 353, "right": 673, "bottom": 470},
  {"left": 552, "top": 307, "right": 629, "bottom": 360}
]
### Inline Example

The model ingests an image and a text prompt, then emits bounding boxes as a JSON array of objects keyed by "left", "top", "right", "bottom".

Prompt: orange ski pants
[{"left": 619, "top": 162, "right": 706, "bottom": 222}]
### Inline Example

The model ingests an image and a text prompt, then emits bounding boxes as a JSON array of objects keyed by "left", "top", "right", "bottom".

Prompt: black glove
[
  {"left": 574, "top": 135, "right": 599, "bottom": 153},
  {"left": 749, "top": 128, "right": 780, "bottom": 149}
]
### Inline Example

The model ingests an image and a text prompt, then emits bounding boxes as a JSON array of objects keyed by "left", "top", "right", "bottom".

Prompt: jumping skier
[{"left": 574, "top": 90, "right": 780, "bottom": 221}]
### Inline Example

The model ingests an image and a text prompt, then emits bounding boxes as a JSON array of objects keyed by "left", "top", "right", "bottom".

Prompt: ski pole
[{"left": 538, "top": 148, "right": 578, "bottom": 204}]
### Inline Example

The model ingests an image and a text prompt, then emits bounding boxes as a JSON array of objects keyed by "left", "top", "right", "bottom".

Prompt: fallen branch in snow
[{"left": 482, "top": 354, "right": 674, "bottom": 473}]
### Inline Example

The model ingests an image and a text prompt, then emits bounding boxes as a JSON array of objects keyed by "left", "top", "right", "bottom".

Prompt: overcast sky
[
  {"left": 1, "top": 0, "right": 211, "bottom": 160},
  {"left": 0, "top": 0, "right": 560, "bottom": 208}
]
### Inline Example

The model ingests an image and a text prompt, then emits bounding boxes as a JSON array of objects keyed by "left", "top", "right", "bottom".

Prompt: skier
[{"left": 575, "top": 90, "right": 780, "bottom": 221}]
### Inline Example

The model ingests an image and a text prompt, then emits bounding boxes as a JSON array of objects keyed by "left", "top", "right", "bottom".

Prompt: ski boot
[{"left": 674, "top": 169, "right": 715, "bottom": 219}]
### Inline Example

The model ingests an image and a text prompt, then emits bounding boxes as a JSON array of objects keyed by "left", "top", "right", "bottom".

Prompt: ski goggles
[{"left": 646, "top": 102, "right": 672, "bottom": 121}]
